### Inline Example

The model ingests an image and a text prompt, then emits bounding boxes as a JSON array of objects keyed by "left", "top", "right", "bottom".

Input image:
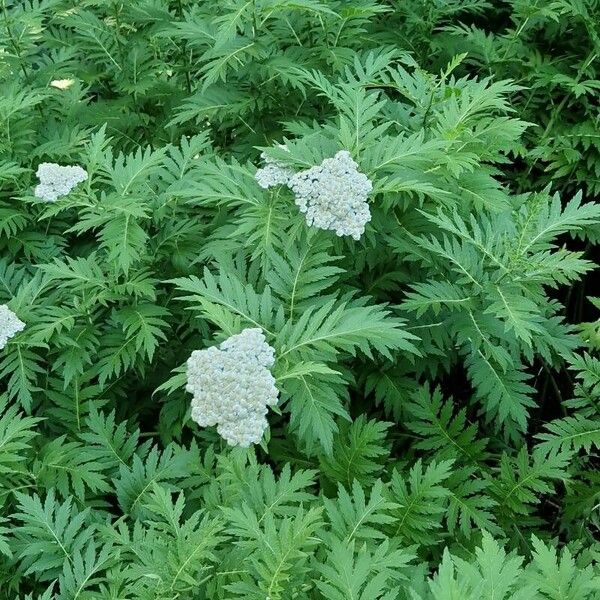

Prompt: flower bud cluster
[
  {"left": 0, "top": 305, "right": 25, "bottom": 350},
  {"left": 254, "top": 151, "right": 294, "bottom": 189},
  {"left": 186, "top": 328, "right": 278, "bottom": 447},
  {"left": 34, "top": 162, "right": 88, "bottom": 202},
  {"left": 289, "top": 150, "right": 372, "bottom": 240}
]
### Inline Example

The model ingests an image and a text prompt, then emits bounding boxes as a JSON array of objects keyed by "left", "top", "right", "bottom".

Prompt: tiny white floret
[
  {"left": 186, "top": 328, "right": 278, "bottom": 447},
  {"left": 34, "top": 162, "right": 88, "bottom": 202},
  {"left": 254, "top": 146, "right": 294, "bottom": 189},
  {"left": 0, "top": 304, "right": 25, "bottom": 350},
  {"left": 289, "top": 150, "right": 372, "bottom": 240}
]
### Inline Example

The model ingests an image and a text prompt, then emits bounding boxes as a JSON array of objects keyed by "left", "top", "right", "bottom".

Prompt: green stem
[
  {"left": 176, "top": 0, "right": 192, "bottom": 94},
  {"left": 112, "top": 0, "right": 125, "bottom": 66},
  {"left": 525, "top": 51, "right": 597, "bottom": 180},
  {"left": 1, "top": 0, "right": 31, "bottom": 82}
]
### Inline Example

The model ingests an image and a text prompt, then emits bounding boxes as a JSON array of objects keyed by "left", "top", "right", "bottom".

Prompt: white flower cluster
[
  {"left": 34, "top": 162, "right": 88, "bottom": 202},
  {"left": 0, "top": 304, "right": 25, "bottom": 350},
  {"left": 254, "top": 150, "right": 294, "bottom": 189},
  {"left": 186, "top": 328, "right": 279, "bottom": 447},
  {"left": 254, "top": 146, "right": 372, "bottom": 240},
  {"left": 289, "top": 150, "right": 372, "bottom": 240}
]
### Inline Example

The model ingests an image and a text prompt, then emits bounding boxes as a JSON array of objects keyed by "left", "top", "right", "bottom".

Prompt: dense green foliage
[{"left": 1, "top": 0, "right": 600, "bottom": 598}]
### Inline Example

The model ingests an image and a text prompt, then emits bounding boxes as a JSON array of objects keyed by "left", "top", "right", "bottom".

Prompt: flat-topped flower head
[
  {"left": 186, "top": 328, "right": 278, "bottom": 447},
  {"left": 34, "top": 162, "right": 88, "bottom": 202},
  {"left": 254, "top": 146, "right": 294, "bottom": 189},
  {"left": 289, "top": 150, "right": 372, "bottom": 240},
  {"left": 0, "top": 304, "right": 25, "bottom": 350}
]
